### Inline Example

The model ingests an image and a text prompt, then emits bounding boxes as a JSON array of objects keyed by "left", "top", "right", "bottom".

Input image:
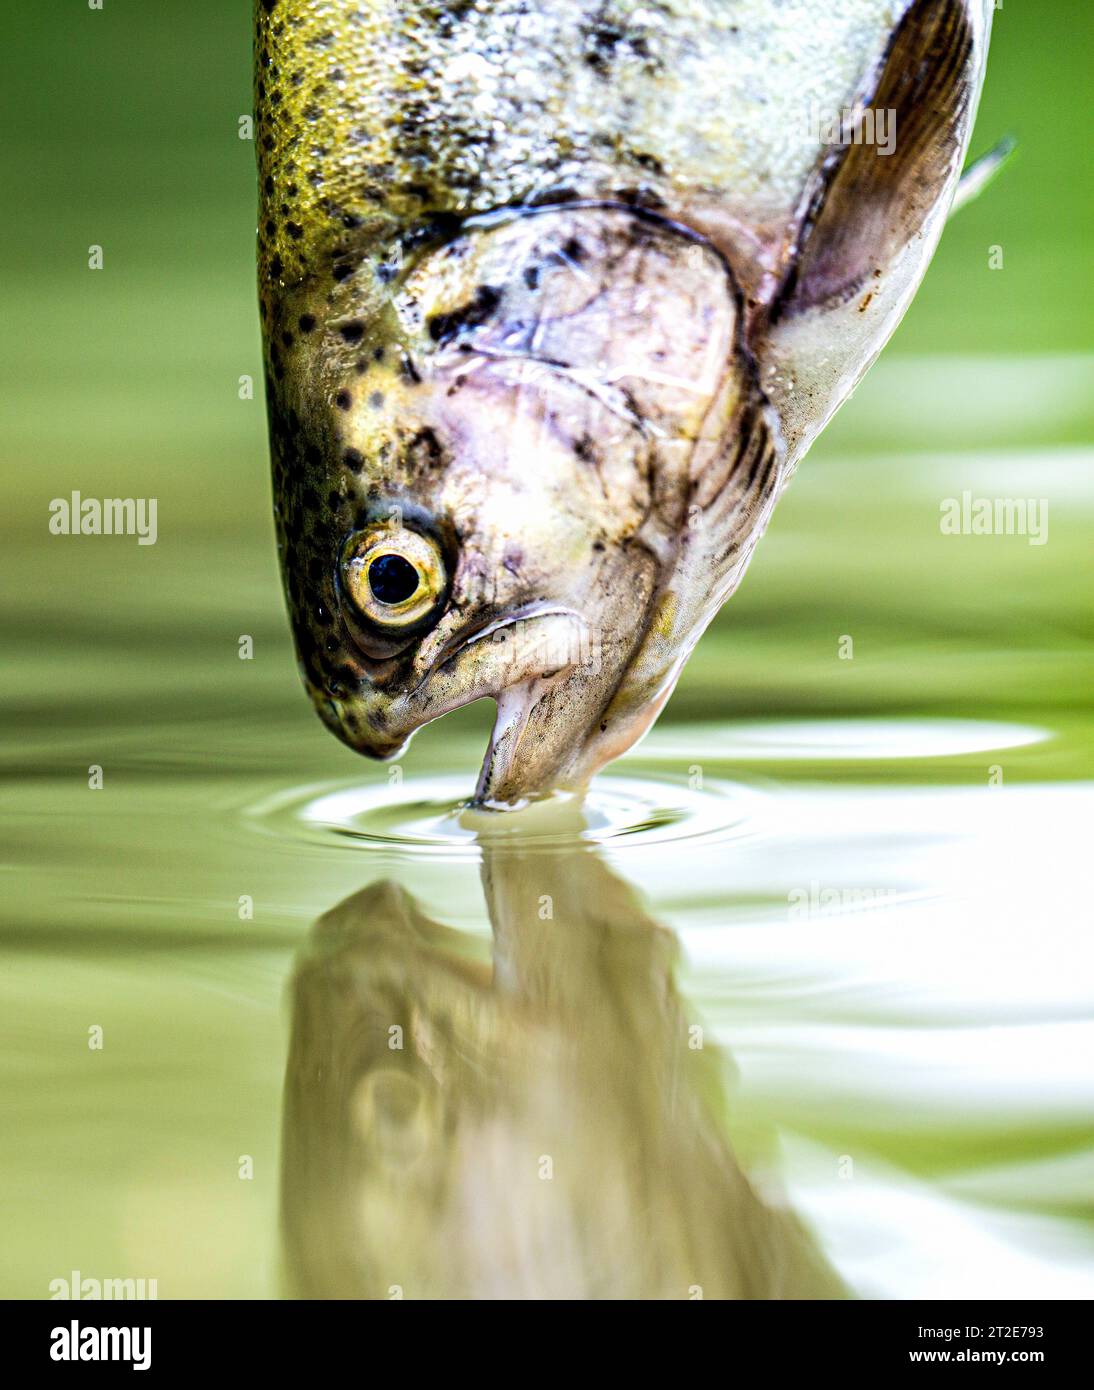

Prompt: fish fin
[
  {"left": 950, "top": 136, "right": 1016, "bottom": 216},
  {"left": 757, "top": 0, "right": 989, "bottom": 467},
  {"left": 774, "top": 0, "right": 975, "bottom": 319}
]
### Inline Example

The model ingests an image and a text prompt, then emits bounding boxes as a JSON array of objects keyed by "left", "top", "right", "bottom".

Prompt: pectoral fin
[{"left": 775, "top": 0, "right": 975, "bottom": 317}]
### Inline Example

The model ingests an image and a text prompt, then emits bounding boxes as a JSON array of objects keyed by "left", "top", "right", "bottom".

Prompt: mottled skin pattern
[{"left": 255, "top": 0, "right": 992, "bottom": 805}]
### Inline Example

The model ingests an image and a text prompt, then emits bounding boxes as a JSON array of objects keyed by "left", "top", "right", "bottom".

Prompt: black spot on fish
[
  {"left": 634, "top": 152, "right": 665, "bottom": 175},
  {"left": 427, "top": 284, "right": 501, "bottom": 345},
  {"left": 584, "top": 24, "right": 623, "bottom": 75},
  {"left": 530, "top": 187, "right": 580, "bottom": 208},
  {"left": 344, "top": 447, "right": 364, "bottom": 470},
  {"left": 298, "top": 314, "right": 316, "bottom": 332},
  {"left": 285, "top": 222, "right": 303, "bottom": 240},
  {"left": 335, "top": 390, "right": 352, "bottom": 410},
  {"left": 409, "top": 427, "right": 444, "bottom": 470},
  {"left": 332, "top": 263, "right": 354, "bottom": 282},
  {"left": 368, "top": 391, "right": 384, "bottom": 409}
]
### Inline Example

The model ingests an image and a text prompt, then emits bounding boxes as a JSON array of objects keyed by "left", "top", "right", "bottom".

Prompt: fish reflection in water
[{"left": 280, "top": 805, "right": 843, "bottom": 1300}]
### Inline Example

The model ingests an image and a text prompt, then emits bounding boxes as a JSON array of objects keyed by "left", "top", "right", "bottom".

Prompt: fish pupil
[{"left": 368, "top": 553, "right": 420, "bottom": 605}]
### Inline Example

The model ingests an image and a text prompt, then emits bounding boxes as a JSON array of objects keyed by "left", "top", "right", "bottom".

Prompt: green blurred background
[{"left": 1, "top": 2, "right": 1092, "bottom": 1300}]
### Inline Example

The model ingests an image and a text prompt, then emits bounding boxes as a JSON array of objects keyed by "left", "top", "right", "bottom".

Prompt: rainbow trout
[{"left": 255, "top": 1, "right": 993, "bottom": 806}]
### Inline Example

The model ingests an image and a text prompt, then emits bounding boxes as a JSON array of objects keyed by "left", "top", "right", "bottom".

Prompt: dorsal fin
[{"left": 950, "top": 136, "right": 1016, "bottom": 217}]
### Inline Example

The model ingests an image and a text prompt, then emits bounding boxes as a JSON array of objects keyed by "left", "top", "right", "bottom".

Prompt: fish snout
[{"left": 327, "top": 607, "right": 596, "bottom": 774}]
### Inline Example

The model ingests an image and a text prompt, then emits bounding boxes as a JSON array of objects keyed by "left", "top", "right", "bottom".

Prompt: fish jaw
[
  {"left": 471, "top": 592, "right": 657, "bottom": 809},
  {"left": 320, "top": 602, "right": 650, "bottom": 808}
]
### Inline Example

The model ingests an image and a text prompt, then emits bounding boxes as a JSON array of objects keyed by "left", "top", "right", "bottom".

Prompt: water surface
[{"left": 4, "top": 416, "right": 1093, "bottom": 1298}]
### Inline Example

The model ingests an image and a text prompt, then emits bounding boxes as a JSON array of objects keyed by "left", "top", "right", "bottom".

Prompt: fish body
[{"left": 255, "top": 1, "right": 993, "bottom": 805}]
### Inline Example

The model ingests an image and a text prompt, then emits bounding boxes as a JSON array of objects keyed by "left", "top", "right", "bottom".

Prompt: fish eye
[
  {"left": 340, "top": 525, "right": 448, "bottom": 631},
  {"left": 368, "top": 552, "right": 420, "bottom": 605}
]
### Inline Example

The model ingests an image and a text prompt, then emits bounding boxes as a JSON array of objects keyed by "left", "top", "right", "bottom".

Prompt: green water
[{"left": 3, "top": 2, "right": 1093, "bottom": 1299}]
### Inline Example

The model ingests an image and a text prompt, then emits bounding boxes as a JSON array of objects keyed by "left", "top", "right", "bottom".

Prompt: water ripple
[{"left": 243, "top": 772, "right": 762, "bottom": 858}]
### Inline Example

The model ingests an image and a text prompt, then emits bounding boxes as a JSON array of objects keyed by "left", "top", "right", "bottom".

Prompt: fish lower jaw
[{"left": 471, "top": 679, "right": 588, "bottom": 811}]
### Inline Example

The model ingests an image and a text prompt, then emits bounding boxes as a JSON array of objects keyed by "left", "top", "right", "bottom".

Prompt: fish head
[
  {"left": 259, "top": 0, "right": 991, "bottom": 809},
  {"left": 270, "top": 205, "right": 773, "bottom": 806}
]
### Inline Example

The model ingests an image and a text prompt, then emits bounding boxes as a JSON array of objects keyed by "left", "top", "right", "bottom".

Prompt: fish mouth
[
  {"left": 332, "top": 605, "right": 600, "bottom": 807},
  {"left": 472, "top": 676, "right": 575, "bottom": 811}
]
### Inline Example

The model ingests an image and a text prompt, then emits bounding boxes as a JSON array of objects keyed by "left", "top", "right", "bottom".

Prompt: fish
[
  {"left": 281, "top": 806, "right": 846, "bottom": 1298},
  {"left": 255, "top": 0, "right": 993, "bottom": 807}
]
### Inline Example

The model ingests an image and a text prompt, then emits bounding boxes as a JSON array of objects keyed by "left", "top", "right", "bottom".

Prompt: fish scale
[{"left": 256, "top": 0, "right": 901, "bottom": 284}]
